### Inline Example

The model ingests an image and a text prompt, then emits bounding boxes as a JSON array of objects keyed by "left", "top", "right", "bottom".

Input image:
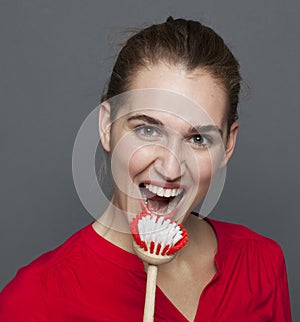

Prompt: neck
[
  {"left": 93, "top": 209, "right": 217, "bottom": 263},
  {"left": 92, "top": 202, "right": 136, "bottom": 253}
]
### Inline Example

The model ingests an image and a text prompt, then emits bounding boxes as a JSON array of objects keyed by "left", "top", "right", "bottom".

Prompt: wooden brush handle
[
  {"left": 133, "top": 243, "right": 176, "bottom": 321},
  {"left": 143, "top": 264, "right": 158, "bottom": 322}
]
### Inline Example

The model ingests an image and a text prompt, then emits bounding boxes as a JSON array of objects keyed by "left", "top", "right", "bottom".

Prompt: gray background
[{"left": 1, "top": 0, "right": 299, "bottom": 320}]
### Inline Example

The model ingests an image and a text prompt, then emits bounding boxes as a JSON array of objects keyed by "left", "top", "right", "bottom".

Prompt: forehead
[
  {"left": 111, "top": 89, "right": 213, "bottom": 128},
  {"left": 125, "top": 64, "right": 229, "bottom": 127}
]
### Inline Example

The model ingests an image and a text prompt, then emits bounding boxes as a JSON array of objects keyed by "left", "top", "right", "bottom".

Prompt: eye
[
  {"left": 187, "top": 134, "right": 210, "bottom": 148},
  {"left": 133, "top": 125, "right": 162, "bottom": 139}
]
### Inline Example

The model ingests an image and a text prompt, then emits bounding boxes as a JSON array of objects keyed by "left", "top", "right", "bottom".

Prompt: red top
[{"left": 0, "top": 218, "right": 292, "bottom": 321}]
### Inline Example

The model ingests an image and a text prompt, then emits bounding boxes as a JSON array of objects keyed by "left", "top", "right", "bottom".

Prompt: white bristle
[{"left": 137, "top": 215, "right": 183, "bottom": 254}]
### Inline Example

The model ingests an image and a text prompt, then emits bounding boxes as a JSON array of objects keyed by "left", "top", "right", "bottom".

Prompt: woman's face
[{"left": 99, "top": 64, "right": 238, "bottom": 224}]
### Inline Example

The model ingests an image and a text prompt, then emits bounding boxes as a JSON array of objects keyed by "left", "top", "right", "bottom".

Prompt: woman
[{"left": 0, "top": 17, "right": 292, "bottom": 321}]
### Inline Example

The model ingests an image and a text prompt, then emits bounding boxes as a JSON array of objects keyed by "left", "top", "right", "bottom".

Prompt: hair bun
[{"left": 166, "top": 16, "right": 175, "bottom": 23}]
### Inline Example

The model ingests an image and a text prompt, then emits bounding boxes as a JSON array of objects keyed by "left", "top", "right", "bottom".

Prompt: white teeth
[
  {"left": 153, "top": 185, "right": 158, "bottom": 194},
  {"left": 164, "top": 189, "right": 171, "bottom": 198},
  {"left": 144, "top": 184, "right": 182, "bottom": 197},
  {"left": 157, "top": 187, "right": 164, "bottom": 197}
]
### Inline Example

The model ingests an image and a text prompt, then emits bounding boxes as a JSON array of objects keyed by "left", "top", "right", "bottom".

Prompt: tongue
[{"left": 147, "top": 196, "right": 170, "bottom": 214}]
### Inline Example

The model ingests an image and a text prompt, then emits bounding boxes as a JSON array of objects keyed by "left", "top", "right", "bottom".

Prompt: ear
[
  {"left": 221, "top": 121, "right": 239, "bottom": 167},
  {"left": 98, "top": 101, "right": 112, "bottom": 152}
]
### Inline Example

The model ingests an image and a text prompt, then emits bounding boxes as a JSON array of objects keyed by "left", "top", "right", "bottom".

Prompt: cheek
[
  {"left": 185, "top": 157, "right": 212, "bottom": 209},
  {"left": 187, "top": 151, "right": 213, "bottom": 183},
  {"left": 110, "top": 145, "right": 155, "bottom": 202},
  {"left": 195, "top": 157, "right": 213, "bottom": 187},
  {"left": 110, "top": 132, "right": 143, "bottom": 194},
  {"left": 194, "top": 145, "right": 225, "bottom": 181},
  {"left": 128, "top": 146, "right": 157, "bottom": 178},
  {"left": 186, "top": 154, "right": 215, "bottom": 207}
]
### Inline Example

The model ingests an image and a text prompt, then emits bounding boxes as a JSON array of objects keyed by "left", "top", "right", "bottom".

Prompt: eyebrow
[
  {"left": 127, "top": 114, "right": 223, "bottom": 137},
  {"left": 127, "top": 114, "right": 163, "bottom": 125},
  {"left": 189, "top": 125, "right": 223, "bottom": 137}
]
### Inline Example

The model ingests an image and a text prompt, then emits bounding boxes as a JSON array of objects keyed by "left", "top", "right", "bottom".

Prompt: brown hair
[{"left": 102, "top": 16, "right": 241, "bottom": 132}]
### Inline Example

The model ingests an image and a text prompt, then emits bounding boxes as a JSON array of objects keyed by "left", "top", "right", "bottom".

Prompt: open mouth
[{"left": 139, "top": 183, "right": 184, "bottom": 217}]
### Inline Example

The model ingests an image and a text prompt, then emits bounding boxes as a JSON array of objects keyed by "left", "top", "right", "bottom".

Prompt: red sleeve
[
  {"left": 0, "top": 267, "right": 51, "bottom": 322},
  {"left": 272, "top": 249, "right": 293, "bottom": 322}
]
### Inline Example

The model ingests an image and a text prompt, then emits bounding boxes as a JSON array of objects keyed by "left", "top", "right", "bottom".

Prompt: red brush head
[{"left": 130, "top": 213, "right": 188, "bottom": 264}]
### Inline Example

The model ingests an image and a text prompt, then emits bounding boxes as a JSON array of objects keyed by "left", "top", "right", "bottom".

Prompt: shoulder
[
  {"left": 0, "top": 223, "right": 92, "bottom": 319},
  {"left": 207, "top": 218, "right": 286, "bottom": 276},
  {"left": 0, "top": 261, "right": 50, "bottom": 320},
  {"left": 208, "top": 217, "right": 282, "bottom": 245},
  {"left": 206, "top": 218, "right": 292, "bottom": 321}
]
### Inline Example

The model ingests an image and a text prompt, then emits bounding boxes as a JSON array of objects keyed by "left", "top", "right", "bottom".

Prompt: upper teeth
[{"left": 144, "top": 184, "right": 183, "bottom": 197}]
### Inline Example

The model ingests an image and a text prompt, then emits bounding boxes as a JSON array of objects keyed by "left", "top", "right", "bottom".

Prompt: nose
[{"left": 154, "top": 139, "right": 186, "bottom": 182}]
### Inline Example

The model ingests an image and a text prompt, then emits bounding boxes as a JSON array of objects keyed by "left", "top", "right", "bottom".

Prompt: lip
[{"left": 141, "top": 180, "right": 184, "bottom": 190}]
